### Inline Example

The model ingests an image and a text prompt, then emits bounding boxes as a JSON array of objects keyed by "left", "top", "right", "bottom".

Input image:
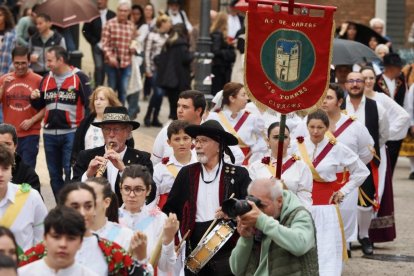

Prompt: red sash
[
  {"left": 234, "top": 111, "right": 250, "bottom": 131},
  {"left": 312, "top": 141, "right": 335, "bottom": 168},
  {"left": 158, "top": 193, "right": 169, "bottom": 209},
  {"left": 282, "top": 157, "right": 297, "bottom": 173},
  {"left": 333, "top": 117, "right": 355, "bottom": 137},
  {"left": 241, "top": 147, "right": 251, "bottom": 165},
  {"left": 313, "top": 171, "right": 350, "bottom": 205}
]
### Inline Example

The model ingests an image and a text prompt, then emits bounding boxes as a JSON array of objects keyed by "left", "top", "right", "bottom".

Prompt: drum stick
[
  {"left": 175, "top": 229, "right": 191, "bottom": 254},
  {"left": 200, "top": 193, "right": 235, "bottom": 241}
]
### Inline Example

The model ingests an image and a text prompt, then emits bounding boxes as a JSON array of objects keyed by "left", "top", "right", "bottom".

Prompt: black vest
[
  {"left": 342, "top": 97, "right": 380, "bottom": 166},
  {"left": 374, "top": 73, "right": 406, "bottom": 107}
]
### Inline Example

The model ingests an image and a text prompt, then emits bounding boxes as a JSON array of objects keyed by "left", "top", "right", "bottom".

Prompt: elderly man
[
  {"left": 101, "top": 0, "right": 136, "bottom": 104},
  {"left": 72, "top": 106, "right": 154, "bottom": 203},
  {"left": 163, "top": 120, "right": 251, "bottom": 276},
  {"left": 229, "top": 178, "right": 318, "bottom": 276}
]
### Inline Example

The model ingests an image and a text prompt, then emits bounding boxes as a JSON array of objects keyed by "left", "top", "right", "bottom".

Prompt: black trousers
[{"left": 386, "top": 139, "right": 403, "bottom": 177}]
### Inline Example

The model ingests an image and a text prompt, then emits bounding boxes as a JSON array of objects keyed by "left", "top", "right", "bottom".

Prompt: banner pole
[{"left": 276, "top": 114, "right": 286, "bottom": 179}]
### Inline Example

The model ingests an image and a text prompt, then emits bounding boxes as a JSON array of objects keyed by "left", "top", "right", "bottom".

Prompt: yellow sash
[
  {"left": 166, "top": 164, "right": 179, "bottom": 178},
  {"left": 334, "top": 204, "right": 349, "bottom": 261},
  {"left": 297, "top": 142, "right": 325, "bottom": 182},
  {"left": 0, "top": 185, "right": 31, "bottom": 228},
  {"left": 217, "top": 112, "right": 248, "bottom": 147}
]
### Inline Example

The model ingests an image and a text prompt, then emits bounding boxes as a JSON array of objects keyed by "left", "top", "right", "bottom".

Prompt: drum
[{"left": 185, "top": 221, "right": 235, "bottom": 274}]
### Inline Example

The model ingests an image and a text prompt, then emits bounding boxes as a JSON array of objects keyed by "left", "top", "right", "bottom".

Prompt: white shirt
[
  {"left": 382, "top": 75, "right": 396, "bottom": 99},
  {"left": 196, "top": 163, "right": 221, "bottom": 222},
  {"left": 167, "top": 9, "right": 193, "bottom": 32},
  {"left": 98, "top": 9, "right": 108, "bottom": 49},
  {"left": 153, "top": 153, "right": 197, "bottom": 201},
  {"left": 0, "top": 183, "right": 47, "bottom": 251},
  {"left": 291, "top": 136, "right": 370, "bottom": 197},
  {"left": 248, "top": 156, "right": 313, "bottom": 207},
  {"left": 93, "top": 219, "right": 133, "bottom": 251},
  {"left": 404, "top": 84, "right": 414, "bottom": 126},
  {"left": 227, "top": 14, "right": 241, "bottom": 39},
  {"left": 207, "top": 108, "right": 268, "bottom": 164},
  {"left": 119, "top": 205, "right": 176, "bottom": 274},
  {"left": 345, "top": 95, "right": 389, "bottom": 147},
  {"left": 370, "top": 92, "right": 410, "bottom": 141},
  {"left": 18, "top": 259, "right": 98, "bottom": 276},
  {"left": 76, "top": 235, "right": 108, "bottom": 276},
  {"left": 151, "top": 122, "right": 245, "bottom": 166},
  {"left": 81, "top": 146, "right": 127, "bottom": 192}
]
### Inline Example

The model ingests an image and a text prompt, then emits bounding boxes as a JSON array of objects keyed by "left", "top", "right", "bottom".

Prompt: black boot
[
  {"left": 151, "top": 110, "right": 162, "bottom": 127},
  {"left": 143, "top": 109, "right": 151, "bottom": 127}
]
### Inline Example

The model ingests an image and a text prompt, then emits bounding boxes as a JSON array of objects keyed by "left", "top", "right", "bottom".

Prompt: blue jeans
[
  {"left": 105, "top": 64, "right": 131, "bottom": 105},
  {"left": 16, "top": 135, "right": 40, "bottom": 169},
  {"left": 148, "top": 72, "right": 164, "bottom": 113},
  {"left": 91, "top": 44, "right": 105, "bottom": 87},
  {"left": 127, "top": 92, "right": 140, "bottom": 119},
  {"left": 43, "top": 132, "right": 75, "bottom": 200}
]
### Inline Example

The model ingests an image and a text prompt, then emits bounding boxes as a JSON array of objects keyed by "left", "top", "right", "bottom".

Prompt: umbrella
[
  {"left": 332, "top": 38, "right": 380, "bottom": 65},
  {"left": 35, "top": 0, "right": 99, "bottom": 28},
  {"left": 337, "top": 21, "right": 389, "bottom": 47}
]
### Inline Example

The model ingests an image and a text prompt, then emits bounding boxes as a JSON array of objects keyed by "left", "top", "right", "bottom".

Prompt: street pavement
[{"left": 35, "top": 97, "right": 414, "bottom": 275}]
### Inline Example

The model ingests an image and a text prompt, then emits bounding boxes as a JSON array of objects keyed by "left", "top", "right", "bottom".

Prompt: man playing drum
[{"left": 163, "top": 120, "right": 251, "bottom": 275}]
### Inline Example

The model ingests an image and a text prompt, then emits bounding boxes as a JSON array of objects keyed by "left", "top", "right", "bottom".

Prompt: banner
[{"left": 245, "top": 1, "right": 336, "bottom": 114}]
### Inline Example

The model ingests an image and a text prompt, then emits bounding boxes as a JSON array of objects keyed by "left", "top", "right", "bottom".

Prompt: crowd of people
[{"left": 0, "top": 0, "right": 413, "bottom": 275}]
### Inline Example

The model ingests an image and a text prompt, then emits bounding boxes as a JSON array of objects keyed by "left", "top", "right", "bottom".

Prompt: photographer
[{"left": 229, "top": 178, "right": 318, "bottom": 276}]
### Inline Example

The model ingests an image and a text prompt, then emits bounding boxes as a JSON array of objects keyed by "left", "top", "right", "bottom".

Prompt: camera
[{"left": 221, "top": 196, "right": 262, "bottom": 218}]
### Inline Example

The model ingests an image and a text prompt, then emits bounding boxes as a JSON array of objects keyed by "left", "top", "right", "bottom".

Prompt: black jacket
[
  {"left": 71, "top": 113, "right": 135, "bottom": 165},
  {"left": 156, "top": 37, "right": 193, "bottom": 91},
  {"left": 82, "top": 10, "right": 116, "bottom": 46},
  {"left": 72, "top": 146, "right": 155, "bottom": 204},
  {"left": 210, "top": 31, "right": 236, "bottom": 67},
  {"left": 11, "top": 153, "right": 41, "bottom": 194}
]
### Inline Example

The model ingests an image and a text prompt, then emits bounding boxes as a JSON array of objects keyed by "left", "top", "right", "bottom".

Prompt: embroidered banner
[{"left": 245, "top": 1, "right": 336, "bottom": 114}]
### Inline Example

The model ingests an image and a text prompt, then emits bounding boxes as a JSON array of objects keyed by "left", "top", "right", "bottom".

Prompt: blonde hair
[
  {"left": 210, "top": 12, "right": 228, "bottom": 38},
  {"left": 155, "top": 13, "right": 171, "bottom": 29},
  {"left": 89, "top": 86, "right": 122, "bottom": 113}
]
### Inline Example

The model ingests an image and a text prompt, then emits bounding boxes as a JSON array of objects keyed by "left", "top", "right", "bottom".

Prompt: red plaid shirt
[{"left": 101, "top": 18, "right": 136, "bottom": 68}]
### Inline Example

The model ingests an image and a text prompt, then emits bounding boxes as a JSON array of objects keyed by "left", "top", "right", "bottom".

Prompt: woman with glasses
[
  {"left": 20, "top": 182, "right": 151, "bottom": 275},
  {"left": 248, "top": 122, "right": 313, "bottom": 207},
  {"left": 119, "top": 165, "right": 179, "bottom": 275}
]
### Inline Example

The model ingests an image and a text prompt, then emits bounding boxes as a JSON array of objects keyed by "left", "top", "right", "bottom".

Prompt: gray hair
[
  {"left": 369, "top": 17, "right": 385, "bottom": 28},
  {"left": 247, "top": 178, "right": 283, "bottom": 201},
  {"left": 118, "top": 0, "right": 132, "bottom": 9},
  {"left": 375, "top": 44, "right": 389, "bottom": 55}
]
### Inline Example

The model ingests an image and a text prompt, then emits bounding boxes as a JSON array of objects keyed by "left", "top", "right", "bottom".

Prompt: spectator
[
  {"left": 156, "top": 23, "right": 193, "bottom": 120},
  {"left": 0, "top": 5, "right": 16, "bottom": 75},
  {"left": 229, "top": 178, "right": 318, "bottom": 276},
  {"left": 15, "top": 4, "right": 37, "bottom": 47},
  {"left": 30, "top": 46, "right": 91, "bottom": 200},
  {"left": 0, "top": 254, "right": 17, "bottom": 276},
  {"left": 370, "top": 17, "right": 392, "bottom": 49},
  {"left": 165, "top": 0, "right": 192, "bottom": 32},
  {"left": 143, "top": 13, "right": 172, "bottom": 127},
  {"left": 227, "top": 0, "right": 244, "bottom": 40},
  {"left": 210, "top": 12, "right": 236, "bottom": 95},
  {"left": 29, "top": 13, "right": 66, "bottom": 76},
  {"left": 82, "top": 0, "right": 116, "bottom": 88},
  {"left": 0, "top": 123, "right": 41, "bottom": 193},
  {"left": 101, "top": 0, "right": 136, "bottom": 105},
  {"left": 0, "top": 46, "right": 44, "bottom": 169}
]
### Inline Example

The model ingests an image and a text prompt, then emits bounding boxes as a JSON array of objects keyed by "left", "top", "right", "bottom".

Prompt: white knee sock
[
  {"left": 409, "top": 157, "right": 414, "bottom": 172},
  {"left": 358, "top": 206, "right": 373, "bottom": 239}
]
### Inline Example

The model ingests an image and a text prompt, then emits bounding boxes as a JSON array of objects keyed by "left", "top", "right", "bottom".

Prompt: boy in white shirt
[{"left": 18, "top": 206, "right": 98, "bottom": 276}]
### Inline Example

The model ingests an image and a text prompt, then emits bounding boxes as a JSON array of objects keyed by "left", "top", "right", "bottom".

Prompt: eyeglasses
[
  {"left": 101, "top": 126, "right": 127, "bottom": 135},
  {"left": 121, "top": 186, "right": 146, "bottom": 196},
  {"left": 194, "top": 137, "right": 212, "bottom": 146},
  {"left": 346, "top": 79, "right": 365, "bottom": 84}
]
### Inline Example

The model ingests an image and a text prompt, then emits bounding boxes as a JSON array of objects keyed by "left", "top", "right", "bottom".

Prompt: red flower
[
  {"left": 124, "top": 255, "right": 133, "bottom": 267},
  {"left": 261, "top": 156, "right": 270, "bottom": 164},
  {"left": 161, "top": 157, "right": 169, "bottom": 164},
  {"left": 109, "top": 262, "right": 115, "bottom": 272},
  {"left": 296, "top": 136, "right": 304, "bottom": 143},
  {"left": 113, "top": 251, "right": 124, "bottom": 263},
  {"left": 34, "top": 244, "right": 45, "bottom": 255}
]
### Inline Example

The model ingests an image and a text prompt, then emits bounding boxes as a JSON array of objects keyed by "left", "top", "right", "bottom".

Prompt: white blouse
[
  {"left": 76, "top": 235, "right": 108, "bottom": 276},
  {"left": 84, "top": 122, "right": 105, "bottom": 150},
  {"left": 248, "top": 155, "right": 313, "bottom": 207},
  {"left": 93, "top": 219, "right": 134, "bottom": 251},
  {"left": 291, "top": 136, "right": 369, "bottom": 197},
  {"left": 18, "top": 259, "right": 98, "bottom": 276}
]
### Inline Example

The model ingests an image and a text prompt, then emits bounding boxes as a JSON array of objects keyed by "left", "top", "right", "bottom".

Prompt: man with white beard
[{"left": 163, "top": 120, "right": 250, "bottom": 275}]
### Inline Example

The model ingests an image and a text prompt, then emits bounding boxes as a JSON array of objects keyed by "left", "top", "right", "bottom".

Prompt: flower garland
[{"left": 19, "top": 238, "right": 134, "bottom": 275}]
